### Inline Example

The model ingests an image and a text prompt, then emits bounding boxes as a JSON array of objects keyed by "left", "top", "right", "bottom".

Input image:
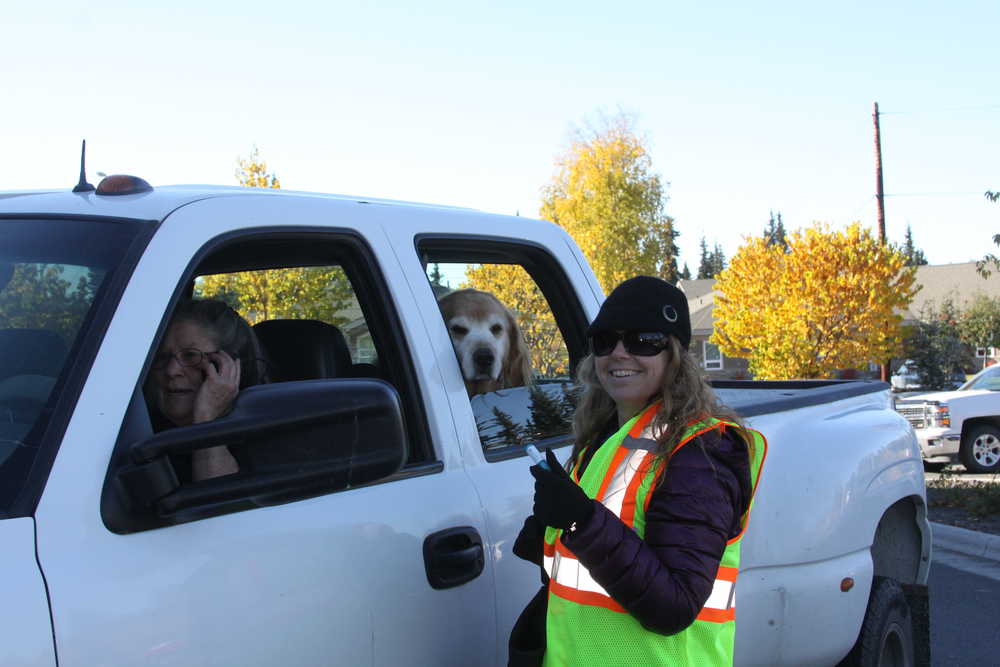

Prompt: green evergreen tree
[
  {"left": 491, "top": 406, "right": 525, "bottom": 447},
  {"left": 711, "top": 242, "right": 727, "bottom": 276},
  {"left": 763, "top": 211, "right": 789, "bottom": 251},
  {"left": 526, "top": 385, "right": 570, "bottom": 440},
  {"left": 697, "top": 236, "right": 713, "bottom": 279},
  {"left": 679, "top": 262, "right": 692, "bottom": 281},
  {"left": 901, "top": 225, "right": 928, "bottom": 266}
]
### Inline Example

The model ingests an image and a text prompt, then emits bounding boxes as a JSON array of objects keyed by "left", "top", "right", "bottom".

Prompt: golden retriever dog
[{"left": 438, "top": 288, "right": 532, "bottom": 397}]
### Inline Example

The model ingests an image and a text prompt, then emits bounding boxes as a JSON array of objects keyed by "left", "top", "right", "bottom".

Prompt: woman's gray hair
[{"left": 170, "top": 298, "right": 268, "bottom": 388}]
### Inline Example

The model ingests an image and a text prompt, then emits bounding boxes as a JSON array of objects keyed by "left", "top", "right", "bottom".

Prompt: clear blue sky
[{"left": 4, "top": 0, "right": 997, "bottom": 270}]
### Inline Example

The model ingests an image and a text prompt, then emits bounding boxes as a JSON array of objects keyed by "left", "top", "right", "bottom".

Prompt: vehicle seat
[
  {"left": 0, "top": 328, "right": 68, "bottom": 380},
  {"left": 253, "top": 320, "right": 354, "bottom": 382}
]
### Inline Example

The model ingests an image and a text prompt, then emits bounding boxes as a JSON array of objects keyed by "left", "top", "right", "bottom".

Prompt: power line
[
  {"left": 883, "top": 192, "right": 986, "bottom": 198},
  {"left": 879, "top": 105, "right": 1000, "bottom": 115}
]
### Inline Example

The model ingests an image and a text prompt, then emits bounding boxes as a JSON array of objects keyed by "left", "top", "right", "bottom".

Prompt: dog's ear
[{"left": 502, "top": 307, "right": 533, "bottom": 388}]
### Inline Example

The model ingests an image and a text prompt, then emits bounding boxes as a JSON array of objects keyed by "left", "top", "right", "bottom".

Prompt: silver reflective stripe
[
  {"left": 549, "top": 550, "right": 613, "bottom": 597},
  {"left": 601, "top": 448, "right": 647, "bottom": 517},
  {"left": 703, "top": 577, "right": 736, "bottom": 611}
]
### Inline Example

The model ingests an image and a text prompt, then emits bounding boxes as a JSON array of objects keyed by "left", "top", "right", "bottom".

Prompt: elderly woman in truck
[
  {"left": 146, "top": 298, "right": 268, "bottom": 481},
  {"left": 510, "top": 276, "right": 766, "bottom": 667}
]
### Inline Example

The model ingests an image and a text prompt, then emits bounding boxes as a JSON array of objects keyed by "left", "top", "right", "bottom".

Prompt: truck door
[
  {"left": 391, "top": 221, "right": 602, "bottom": 664},
  {"left": 33, "top": 197, "right": 496, "bottom": 666}
]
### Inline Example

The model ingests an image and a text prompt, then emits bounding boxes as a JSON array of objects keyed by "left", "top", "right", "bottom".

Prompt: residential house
[{"left": 677, "top": 278, "right": 751, "bottom": 380}]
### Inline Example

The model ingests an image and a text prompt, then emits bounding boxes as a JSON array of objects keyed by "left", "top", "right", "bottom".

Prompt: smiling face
[
  {"left": 150, "top": 319, "right": 219, "bottom": 426},
  {"left": 594, "top": 335, "right": 668, "bottom": 424}
]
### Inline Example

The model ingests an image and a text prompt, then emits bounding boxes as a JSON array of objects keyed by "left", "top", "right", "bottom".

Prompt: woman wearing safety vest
[{"left": 510, "top": 276, "right": 766, "bottom": 666}]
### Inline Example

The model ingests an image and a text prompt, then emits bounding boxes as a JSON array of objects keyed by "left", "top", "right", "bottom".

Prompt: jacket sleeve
[{"left": 560, "top": 429, "right": 750, "bottom": 635}]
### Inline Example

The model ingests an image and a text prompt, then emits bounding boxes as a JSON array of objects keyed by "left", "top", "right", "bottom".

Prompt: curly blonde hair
[{"left": 569, "top": 336, "right": 747, "bottom": 469}]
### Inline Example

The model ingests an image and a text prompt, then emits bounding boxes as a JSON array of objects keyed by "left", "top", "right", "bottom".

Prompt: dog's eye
[
  {"left": 450, "top": 325, "right": 468, "bottom": 336},
  {"left": 490, "top": 324, "right": 503, "bottom": 336}
]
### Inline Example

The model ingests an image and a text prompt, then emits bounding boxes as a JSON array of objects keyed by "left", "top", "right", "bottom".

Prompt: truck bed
[{"left": 712, "top": 379, "right": 889, "bottom": 417}]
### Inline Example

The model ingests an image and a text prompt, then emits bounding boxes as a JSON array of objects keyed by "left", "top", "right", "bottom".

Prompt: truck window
[
  {"left": 158, "top": 236, "right": 429, "bottom": 464},
  {"left": 1, "top": 218, "right": 142, "bottom": 514},
  {"left": 421, "top": 239, "right": 589, "bottom": 459},
  {"left": 104, "top": 232, "right": 435, "bottom": 532}
]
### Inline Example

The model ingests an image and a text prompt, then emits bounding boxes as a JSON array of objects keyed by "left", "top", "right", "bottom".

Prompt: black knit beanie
[{"left": 587, "top": 276, "right": 692, "bottom": 350}]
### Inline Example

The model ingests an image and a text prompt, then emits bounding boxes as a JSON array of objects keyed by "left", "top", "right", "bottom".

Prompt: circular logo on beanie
[{"left": 662, "top": 305, "right": 678, "bottom": 323}]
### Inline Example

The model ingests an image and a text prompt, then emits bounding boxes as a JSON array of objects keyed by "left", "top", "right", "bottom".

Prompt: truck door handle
[{"left": 423, "top": 526, "right": 485, "bottom": 590}]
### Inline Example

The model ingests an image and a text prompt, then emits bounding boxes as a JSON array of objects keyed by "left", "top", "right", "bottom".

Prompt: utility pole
[
  {"left": 873, "top": 102, "right": 886, "bottom": 243},
  {"left": 873, "top": 101, "right": 890, "bottom": 382}
]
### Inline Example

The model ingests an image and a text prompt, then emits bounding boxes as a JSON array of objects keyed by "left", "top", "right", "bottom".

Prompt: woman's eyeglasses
[
  {"left": 151, "top": 348, "right": 218, "bottom": 369},
  {"left": 590, "top": 331, "right": 669, "bottom": 357}
]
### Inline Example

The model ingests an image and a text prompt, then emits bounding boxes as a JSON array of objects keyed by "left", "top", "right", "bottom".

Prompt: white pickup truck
[
  {"left": 895, "top": 364, "right": 1000, "bottom": 473},
  {"left": 1, "top": 177, "right": 930, "bottom": 666}
]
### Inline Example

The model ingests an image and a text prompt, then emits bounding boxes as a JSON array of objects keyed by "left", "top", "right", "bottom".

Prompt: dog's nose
[{"left": 472, "top": 347, "right": 495, "bottom": 371}]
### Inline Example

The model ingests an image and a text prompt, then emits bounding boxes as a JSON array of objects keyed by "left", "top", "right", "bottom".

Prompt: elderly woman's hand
[{"left": 192, "top": 350, "right": 241, "bottom": 424}]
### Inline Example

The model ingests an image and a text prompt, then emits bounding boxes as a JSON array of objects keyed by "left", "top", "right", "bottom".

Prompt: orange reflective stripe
[
  {"left": 621, "top": 450, "right": 657, "bottom": 527},
  {"left": 697, "top": 607, "right": 736, "bottom": 623},
  {"left": 629, "top": 404, "right": 658, "bottom": 437},
  {"left": 717, "top": 566, "right": 738, "bottom": 582},
  {"left": 550, "top": 580, "right": 626, "bottom": 613},
  {"left": 594, "top": 445, "right": 629, "bottom": 504}
]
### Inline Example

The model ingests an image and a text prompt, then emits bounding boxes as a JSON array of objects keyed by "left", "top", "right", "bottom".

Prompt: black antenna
[{"left": 72, "top": 139, "right": 95, "bottom": 193}]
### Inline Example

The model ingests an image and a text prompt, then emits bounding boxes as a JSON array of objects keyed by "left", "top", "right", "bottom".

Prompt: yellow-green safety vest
[{"left": 542, "top": 402, "right": 767, "bottom": 666}]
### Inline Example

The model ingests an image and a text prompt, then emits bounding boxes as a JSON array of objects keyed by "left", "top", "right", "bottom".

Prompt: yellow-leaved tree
[
  {"left": 540, "top": 113, "right": 678, "bottom": 292},
  {"left": 194, "top": 148, "right": 355, "bottom": 324},
  {"left": 463, "top": 114, "right": 677, "bottom": 376},
  {"left": 712, "top": 222, "right": 918, "bottom": 379},
  {"left": 235, "top": 145, "right": 281, "bottom": 189}
]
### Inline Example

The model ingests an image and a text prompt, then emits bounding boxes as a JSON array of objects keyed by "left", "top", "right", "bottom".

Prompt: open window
[
  {"left": 419, "top": 237, "right": 589, "bottom": 461},
  {"left": 103, "top": 230, "right": 434, "bottom": 533}
]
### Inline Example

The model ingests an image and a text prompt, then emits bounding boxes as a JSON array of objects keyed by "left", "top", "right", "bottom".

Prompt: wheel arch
[
  {"left": 870, "top": 496, "right": 931, "bottom": 586},
  {"left": 961, "top": 416, "right": 1000, "bottom": 441}
]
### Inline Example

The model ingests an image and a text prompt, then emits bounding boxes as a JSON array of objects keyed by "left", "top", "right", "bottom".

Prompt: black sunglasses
[{"left": 590, "top": 331, "right": 669, "bottom": 357}]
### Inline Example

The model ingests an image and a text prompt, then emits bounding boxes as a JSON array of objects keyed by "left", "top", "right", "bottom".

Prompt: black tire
[
  {"left": 959, "top": 425, "right": 1000, "bottom": 474},
  {"left": 922, "top": 461, "right": 947, "bottom": 473},
  {"left": 838, "top": 577, "right": 914, "bottom": 667}
]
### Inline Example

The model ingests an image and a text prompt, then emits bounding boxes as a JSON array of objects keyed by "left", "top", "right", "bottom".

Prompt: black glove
[
  {"left": 512, "top": 515, "right": 545, "bottom": 566},
  {"left": 530, "top": 449, "right": 594, "bottom": 531}
]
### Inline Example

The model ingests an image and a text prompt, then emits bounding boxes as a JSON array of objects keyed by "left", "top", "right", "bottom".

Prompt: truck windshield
[
  {"left": 0, "top": 218, "right": 142, "bottom": 514},
  {"left": 962, "top": 366, "right": 1000, "bottom": 391}
]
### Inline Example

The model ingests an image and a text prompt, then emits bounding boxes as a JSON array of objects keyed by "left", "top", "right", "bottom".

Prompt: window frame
[
  {"left": 415, "top": 234, "right": 591, "bottom": 463},
  {"left": 102, "top": 227, "right": 439, "bottom": 532},
  {"left": 702, "top": 339, "right": 724, "bottom": 371}
]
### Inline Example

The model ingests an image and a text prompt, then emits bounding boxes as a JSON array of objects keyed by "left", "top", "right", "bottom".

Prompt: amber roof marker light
[
  {"left": 96, "top": 174, "right": 154, "bottom": 196},
  {"left": 71, "top": 139, "right": 95, "bottom": 193}
]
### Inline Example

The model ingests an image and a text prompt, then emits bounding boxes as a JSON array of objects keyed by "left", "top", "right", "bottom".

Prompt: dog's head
[{"left": 438, "top": 288, "right": 531, "bottom": 396}]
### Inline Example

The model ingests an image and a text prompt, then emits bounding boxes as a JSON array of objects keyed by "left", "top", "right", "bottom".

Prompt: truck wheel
[
  {"left": 921, "top": 461, "right": 947, "bottom": 473},
  {"left": 959, "top": 425, "right": 1000, "bottom": 474},
  {"left": 838, "top": 577, "right": 914, "bottom": 667}
]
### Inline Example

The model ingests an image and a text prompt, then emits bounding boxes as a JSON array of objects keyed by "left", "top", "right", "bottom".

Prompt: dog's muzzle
[{"left": 472, "top": 347, "right": 497, "bottom": 379}]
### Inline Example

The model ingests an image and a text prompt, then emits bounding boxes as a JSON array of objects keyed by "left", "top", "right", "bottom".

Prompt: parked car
[
  {"left": 1, "top": 176, "right": 930, "bottom": 666},
  {"left": 891, "top": 360, "right": 921, "bottom": 392},
  {"left": 895, "top": 364, "right": 1000, "bottom": 473},
  {"left": 892, "top": 360, "right": 966, "bottom": 393}
]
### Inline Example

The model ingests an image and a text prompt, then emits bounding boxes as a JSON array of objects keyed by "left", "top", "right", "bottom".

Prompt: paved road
[{"left": 930, "top": 553, "right": 1000, "bottom": 665}]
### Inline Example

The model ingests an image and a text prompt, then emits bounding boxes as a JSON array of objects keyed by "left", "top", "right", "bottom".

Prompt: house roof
[
  {"left": 903, "top": 262, "right": 1000, "bottom": 319},
  {"left": 678, "top": 279, "right": 716, "bottom": 300}
]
